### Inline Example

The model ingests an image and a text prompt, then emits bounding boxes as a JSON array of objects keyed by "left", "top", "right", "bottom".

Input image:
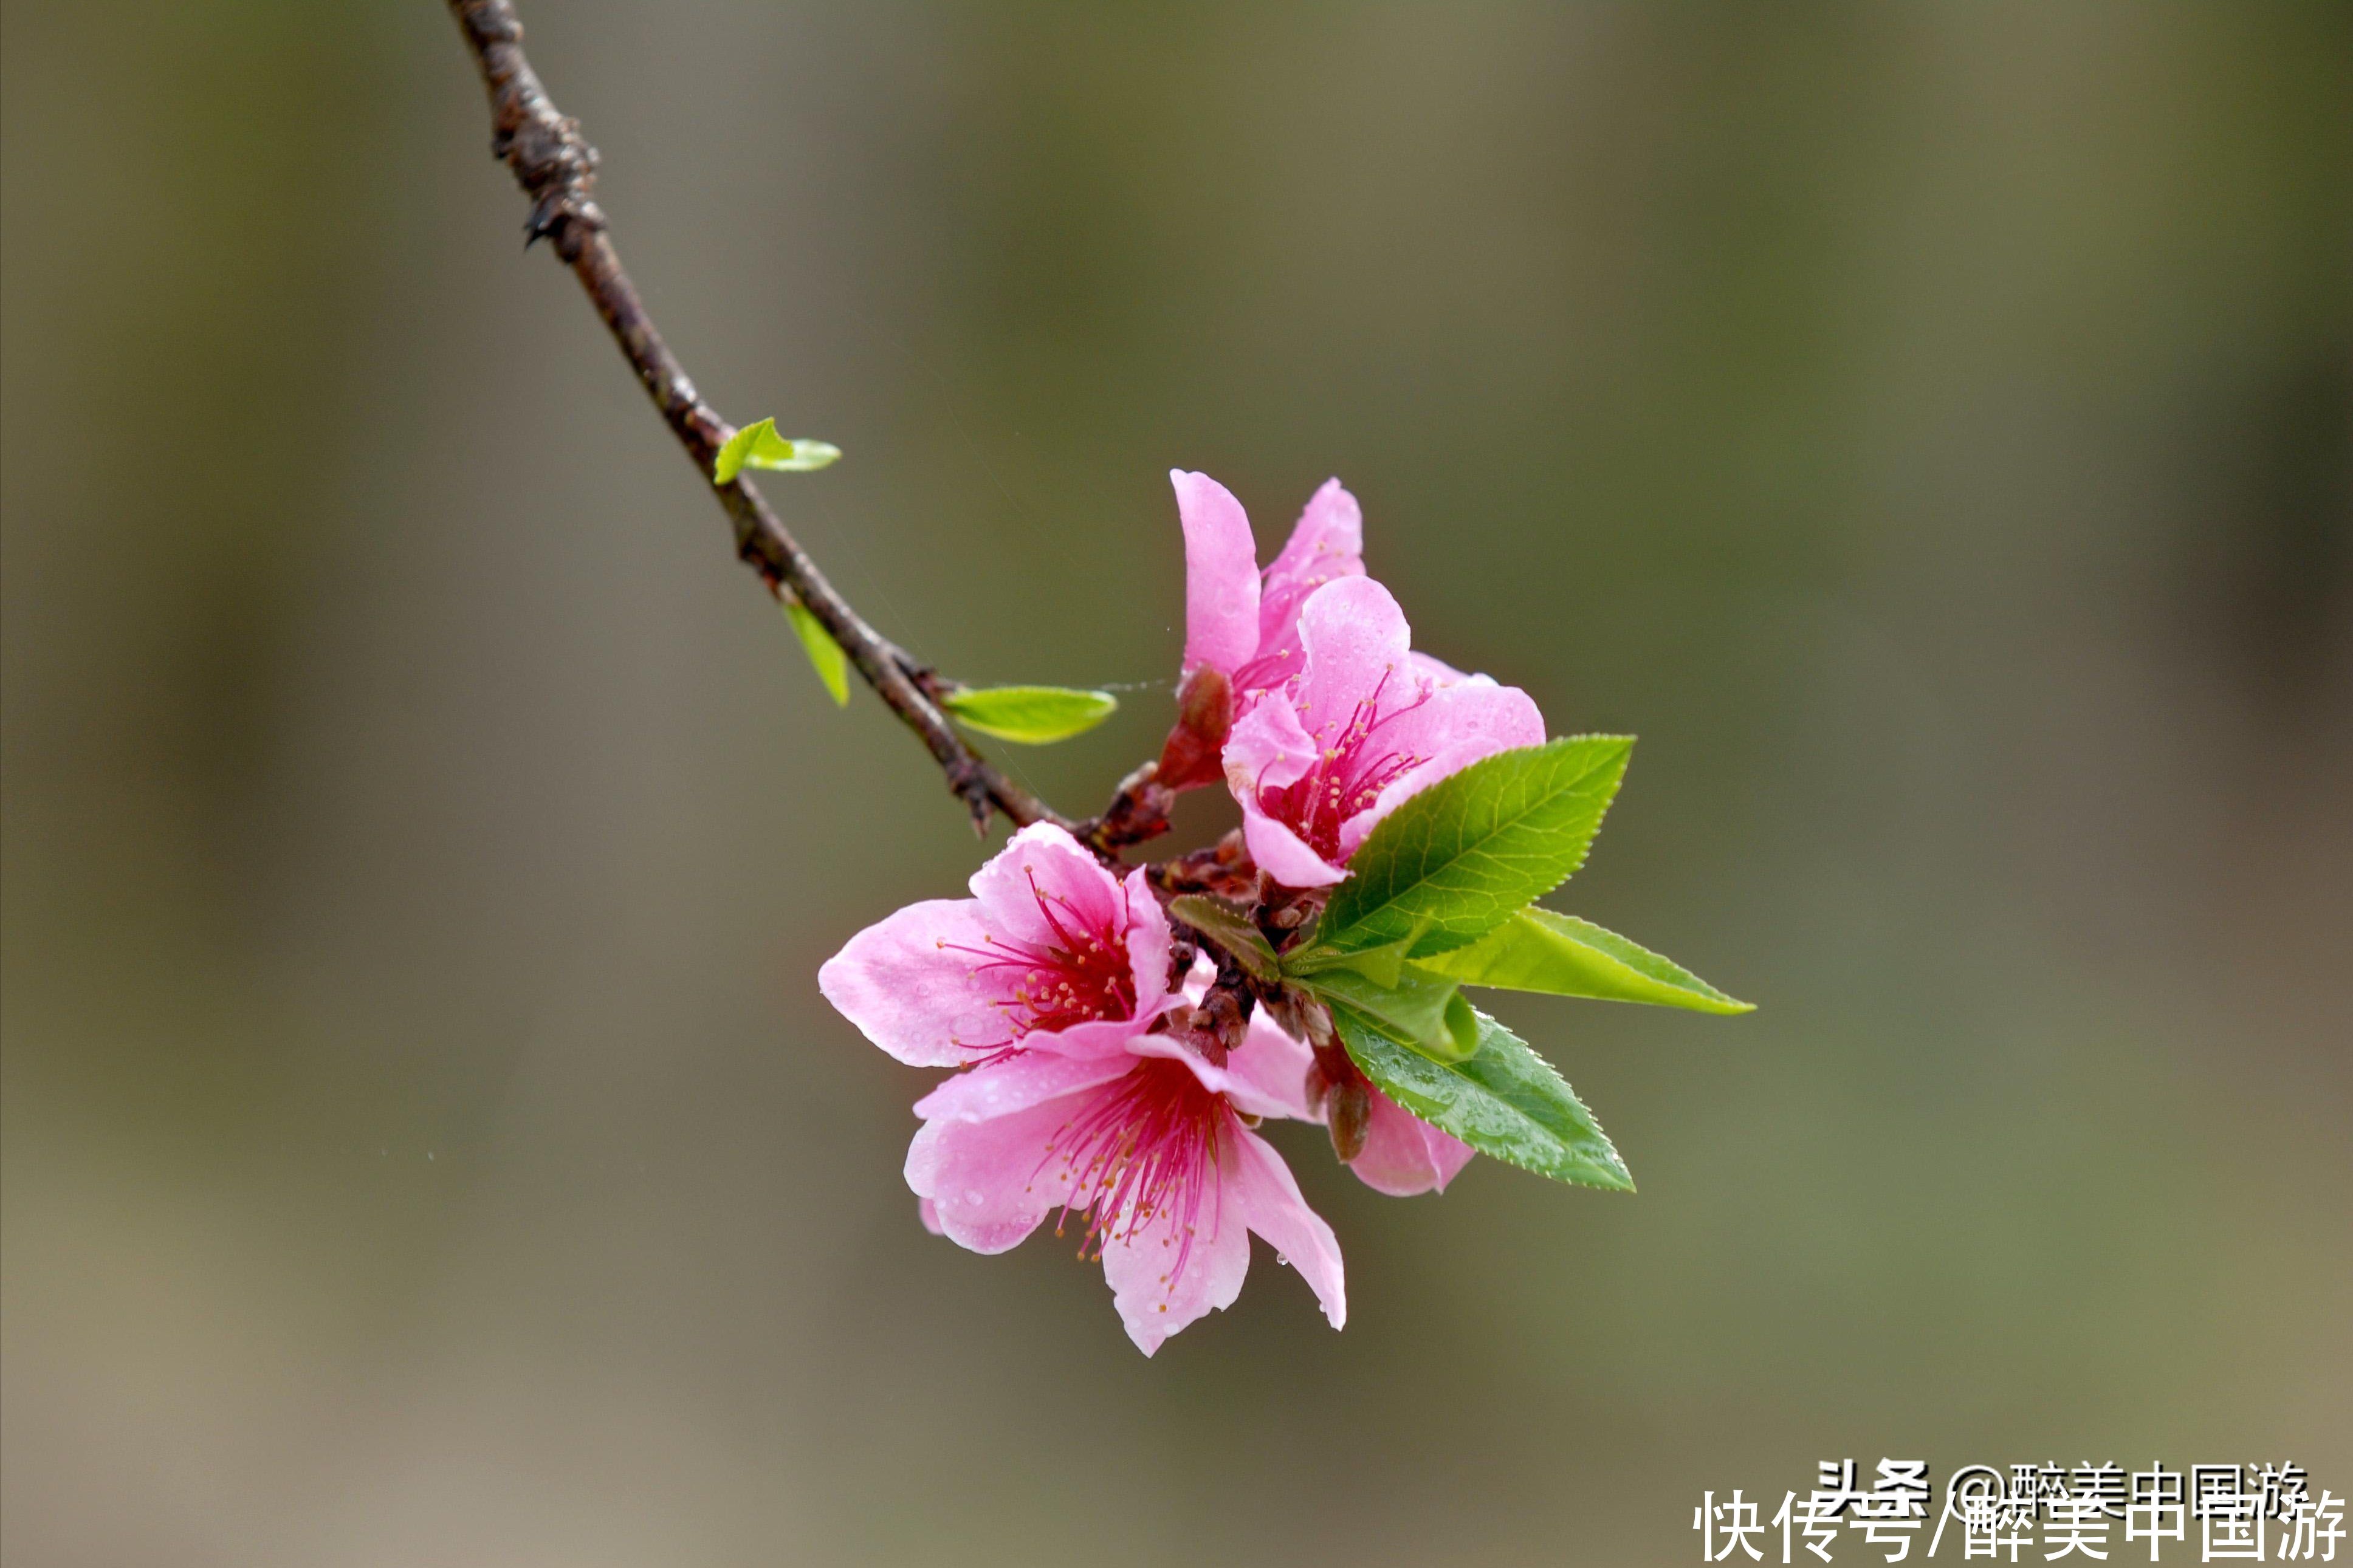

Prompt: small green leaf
[
  {"left": 940, "top": 685, "right": 1118, "bottom": 744},
  {"left": 782, "top": 598, "right": 850, "bottom": 707},
  {"left": 1300, "top": 965, "right": 1478, "bottom": 1061},
  {"left": 1165, "top": 895, "right": 1279, "bottom": 982},
  {"left": 1336, "top": 1005, "right": 1633, "bottom": 1191},
  {"left": 1280, "top": 919, "right": 1431, "bottom": 990},
  {"left": 714, "top": 417, "right": 842, "bottom": 483},
  {"left": 1413, "top": 908, "right": 1753, "bottom": 1015},
  {"left": 1339, "top": 939, "right": 1412, "bottom": 990},
  {"left": 1314, "top": 736, "right": 1633, "bottom": 960}
]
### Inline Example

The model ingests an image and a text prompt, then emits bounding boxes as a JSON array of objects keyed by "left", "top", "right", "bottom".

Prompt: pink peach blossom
[
  {"left": 822, "top": 825, "right": 1344, "bottom": 1352},
  {"left": 1175, "top": 493, "right": 1531, "bottom": 1197},
  {"left": 1223, "top": 575, "right": 1545, "bottom": 889},
  {"left": 1174, "top": 470, "right": 1365, "bottom": 704},
  {"left": 905, "top": 1005, "right": 1342, "bottom": 1354},
  {"left": 819, "top": 822, "right": 1174, "bottom": 1068},
  {"left": 1345, "top": 1091, "right": 1476, "bottom": 1197},
  {"left": 1252, "top": 1007, "right": 1477, "bottom": 1199}
]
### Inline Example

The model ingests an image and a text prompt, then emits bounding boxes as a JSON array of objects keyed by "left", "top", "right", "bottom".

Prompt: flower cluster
[{"left": 822, "top": 473, "right": 1551, "bottom": 1352}]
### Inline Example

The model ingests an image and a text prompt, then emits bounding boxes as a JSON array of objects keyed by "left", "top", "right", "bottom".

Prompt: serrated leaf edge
[
  {"left": 1322, "top": 734, "right": 1634, "bottom": 957},
  {"left": 1336, "top": 1005, "right": 1634, "bottom": 1193},
  {"left": 1413, "top": 906, "right": 1755, "bottom": 1014}
]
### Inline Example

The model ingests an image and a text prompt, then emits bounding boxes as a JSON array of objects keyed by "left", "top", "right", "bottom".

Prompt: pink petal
[
  {"left": 912, "top": 1047, "right": 1138, "bottom": 1123},
  {"left": 1244, "top": 479, "right": 1365, "bottom": 695},
  {"left": 917, "top": 1197, "right": 944, "bottom": 1236},
  {"left": 905, "top": 1092, "right": 1093, "bottom": 1255},
  {"left": 1229, "top": 1127, "right": 1347, "bottom": 1331},
  {"left": 1408, "top": 649, "right": 1469, "bottom": 687},
  {"left": 1337, "top": 677, "right": 1547, "bottom": 860},
  {"left": 1240, "top": 803, "right": 1347, "bottom": 889},
  {"left": 818, "top": 897, "right": 1011, "bottom": 1068},
  {"left": 1125, "top": 1031, "right": 1309, "bottom": 1125},
  {"left": 1264, "top": 480, "right": 1364, "bottom": 604},
  {"left": 967, "top": 822, "right": 1128, "bottom": 958},
  {"left": 1173, "top": 470, "right": 1261, "bottom": 679},
  {"left": 1286, "top": 577, "right": 1415, "bottom": 749},
  {"left": 1380, "top": 671, "right": 1547, "bottom": 767},
  {"left": 1223, "top": 691, "right": 1320, "bottom": 797},
  {"left": 1119, "top": 867, "right": 1176, "bottom": 1024},
  {"left": 1223, "top": 696, "right": 1347, "bottom": 887},
  {"left": 1019, "top": 1015, "right": 1164, "bottom": 1060},
  {"left": 1348, "top": 1092, "right": 1477, "bottom": 1197},
  {"left": 1097, "top": 1142, "right": 1254, "bottom": 1355},
  {"left": 1424, "top": 1125, "right": 1477, "bottom": 1191},
  {"left": 1224, "top": 1011, "right": 1319, "bottom": 1122}
]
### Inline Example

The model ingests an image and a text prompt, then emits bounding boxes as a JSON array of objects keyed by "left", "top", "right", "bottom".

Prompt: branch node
[{"left": 946, "top": 759, "right": 995, "bottom": 836}]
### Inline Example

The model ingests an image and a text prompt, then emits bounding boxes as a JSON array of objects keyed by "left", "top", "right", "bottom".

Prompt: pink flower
[
  {"left": 1344, "top": 1089, "right": 1477, "bottom": 1197},
  {"left": 1152, "top": 471, "right": 1365, "bottom": 792},
  {"left": 904, "top": 1008, "right": 1344, "bottom": 1354},
  {"left": 1176, "top": 483, "right": 1523, "bottom": 1195},
  {"left": 818, "top": 822, "right": 1173, "bottom": 1067},
  {"left": 1223, "top": 575, "right": 1545, "bottom": 889},
  {"left": 1286, "top": 1015, "right": 1478, "bottom": 1199},
  {"left": 1175, "top": 470, "right": 1367, "bottom": 704},
  {"left": 820, "top": 824, "right": 1345, "bottom": 1354}
]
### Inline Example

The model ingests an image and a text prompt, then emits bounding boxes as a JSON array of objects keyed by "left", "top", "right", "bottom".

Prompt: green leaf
[
  {"left": 714, "top": 417, "right": 842, "bottom": 483},
  {"left": 1413, "top": 908, "right": 1753, "bottom": 1015},
  {"left": 1287, "top": 938, "right": 1405, "bottom": 988},
  {"left": 1336, "top": 1005, "right": 1633, "bottom": 1191},
  {"left": 1299, "top": 965, "right": 1479, "bottom": 1061},
  {"left": 782, "top": 599, "right": 850, "bottom": 707},
  {"left": 1312, "top": 736, "right": 1634, "bottom": 960},
  {"left": 940, "top": 685, "right": 1118, "bottom": 744},
  {"left": 1165, "top": 895, "right": 1279, "bottom": 983}
]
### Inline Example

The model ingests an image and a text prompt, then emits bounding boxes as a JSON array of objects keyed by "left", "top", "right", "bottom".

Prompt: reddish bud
[
  {"left": 1154, "top": 666, "right": 1234, "bottom": 792},
  {"left": 1325, "top": 1076, "right": 1371, "bottom": 1163},
  {"left": 1313, "top": 1035, "right": 1370, "bottom": 1162},
  {"left": 1194, "top": 981, "right": 1251, "bottom": 1063}
]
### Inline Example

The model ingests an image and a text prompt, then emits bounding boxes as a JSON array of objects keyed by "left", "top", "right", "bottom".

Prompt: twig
[{"left": 444, "top": 0, "right": 1066, "bottom": 835}]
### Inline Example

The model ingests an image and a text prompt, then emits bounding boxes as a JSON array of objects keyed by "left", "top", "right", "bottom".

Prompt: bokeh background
[{"left": 4, "top": 3, "right": 2348, "bottom": 1564}]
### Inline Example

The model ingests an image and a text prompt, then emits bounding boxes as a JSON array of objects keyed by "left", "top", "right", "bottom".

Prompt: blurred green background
[{"left": 4, "top": 3, "right": 2348, "bottom": 1564}]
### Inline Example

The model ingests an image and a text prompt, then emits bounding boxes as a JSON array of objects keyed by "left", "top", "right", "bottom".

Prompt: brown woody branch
[{"left": 445, "top": 0, "right": 1067, "bottom": 835}]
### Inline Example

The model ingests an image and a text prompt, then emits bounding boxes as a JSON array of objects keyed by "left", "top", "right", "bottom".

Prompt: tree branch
[{"left": 445, "top": 0, "right": 1067, "bottom": 835}]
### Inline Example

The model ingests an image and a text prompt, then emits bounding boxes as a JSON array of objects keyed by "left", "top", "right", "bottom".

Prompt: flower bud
[
  {"left": 1153, "top": 666, "right": 1233, "bottom": 792},
  {"left": 1325, "top": 1075, "right": 1371, "bottom": 1163}
]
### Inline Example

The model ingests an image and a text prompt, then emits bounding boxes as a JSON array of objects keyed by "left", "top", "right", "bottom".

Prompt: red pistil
[
  {"left": 1259, "top": 669, "right": 1431, "bottom": 862},
  {"left": 939, "top": 872, "right": 1138, "bottom": 1053},
  {"left": 1039, "top": 1056, "right": 1231, "bottom": 1287}
]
